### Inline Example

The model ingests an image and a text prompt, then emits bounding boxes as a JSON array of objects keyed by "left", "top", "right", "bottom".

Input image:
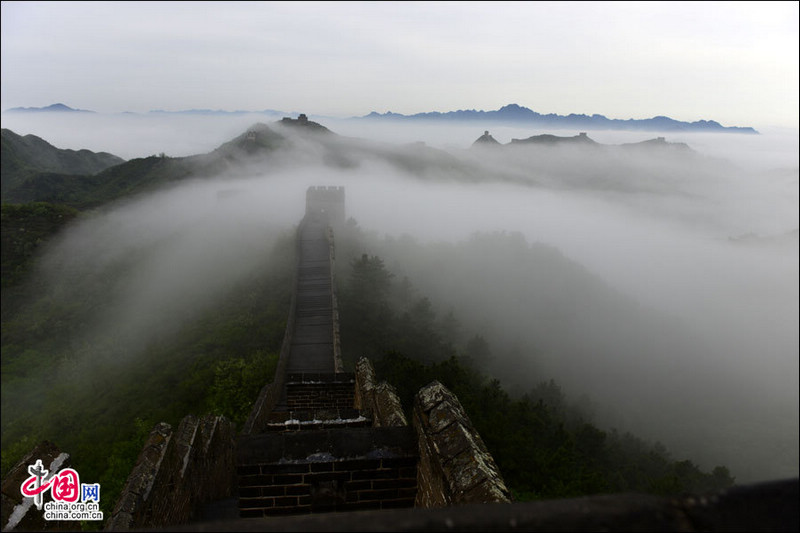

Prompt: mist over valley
[{"left": 1, "top": 111, "right": 797, "bottom": 489}]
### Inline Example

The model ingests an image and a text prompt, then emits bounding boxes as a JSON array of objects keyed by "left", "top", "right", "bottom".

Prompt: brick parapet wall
[
  {"left": 306, "top": 186, "right": 345, "bottom": 228},
  {"left": 238, "top": 456, "right": 417, "bottom": 517},
  {"left": 105, "top": 414, "right": 235, "bottom": 530},
  {"left": 237, "top": 426, "right": 418, "bottom": 518},
  {"left": 105, "top": 422, "right": 173, "bottom": 530},
  {"left": 412, "top": 381, "right": 511, "bottom": 508},
  {"left": 327, "top": 226, "right": 344, "bottom": 373},
  {"left": 285, "top": 381, "right": 356, "bottom": 411}
]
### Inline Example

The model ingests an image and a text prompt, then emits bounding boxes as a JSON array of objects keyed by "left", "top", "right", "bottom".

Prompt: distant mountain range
[
  {"left": 3, "top": 103, "right": 758, "bottom": 134},
  {"left": 0, "top": 115, "right": 703, "bottom": 210},
  {"left": 3, "top": 104, "right": 288, "bottom": 117},
  {"left": 4, "top": 103, "right": 95, "bottom": 113},
  {"left": 359, "top": 104, "right": 759, "bottom": 134}
]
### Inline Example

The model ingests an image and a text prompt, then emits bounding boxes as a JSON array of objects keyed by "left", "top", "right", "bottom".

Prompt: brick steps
[
  {"left": 265, "top": 408, "right": 370, "bottom": 432},
  {"left": 235, "top": 214, "right": 418, "bottom": 518},
  {"left": 237, "top": 427, "right": 418, "bottom": 517},
  {"left": 284, "top": 372, "right": 355, "bottom": 411}
]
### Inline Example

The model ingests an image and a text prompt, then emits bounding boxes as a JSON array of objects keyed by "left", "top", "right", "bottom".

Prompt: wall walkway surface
[{"left": 235, "top": 208, "right": 421, "bottom": 519}]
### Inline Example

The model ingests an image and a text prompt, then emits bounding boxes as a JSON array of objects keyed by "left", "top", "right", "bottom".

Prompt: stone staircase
[
  {"left": 236, "top": 368, "right": 418, "bottom": 517},
  {"left": 235, "top": 212, "right": 419, "bottom": 518},
  {"left": 237, "top": 426, "right": 417, "bottom": 517}
]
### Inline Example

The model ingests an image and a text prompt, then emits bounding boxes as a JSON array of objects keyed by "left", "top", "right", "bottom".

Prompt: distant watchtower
[{"left": 306, "top": 186, "right": 345, "bottom": 226}]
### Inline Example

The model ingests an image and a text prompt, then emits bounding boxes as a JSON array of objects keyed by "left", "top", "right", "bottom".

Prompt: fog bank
[{"left": 4, "top": 113, "right": 797, "bottom": 484}]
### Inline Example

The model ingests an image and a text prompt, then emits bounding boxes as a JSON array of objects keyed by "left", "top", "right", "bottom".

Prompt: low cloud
[{"left": 5, "top": 114, "right": 798, "bottom": 483}]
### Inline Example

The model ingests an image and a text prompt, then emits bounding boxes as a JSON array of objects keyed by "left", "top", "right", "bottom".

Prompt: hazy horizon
[{"left": 2, "top": 2, "right": 797, "bottom": 128}]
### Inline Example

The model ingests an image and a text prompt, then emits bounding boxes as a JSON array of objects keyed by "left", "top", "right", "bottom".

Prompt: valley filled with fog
[{"left": 2, "top": 111, "right": 797, "bottom": 484}]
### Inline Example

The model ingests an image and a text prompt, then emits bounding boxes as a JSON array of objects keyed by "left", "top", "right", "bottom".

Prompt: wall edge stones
[
  {"left": 104, "top": 414, "right": 235, "bottom": 530},
  {"left": 354, "top": 357, "right": 407, "bottom": 428},
  {"left": 412, "top": 380, "right": 511, "bottom": 508}
]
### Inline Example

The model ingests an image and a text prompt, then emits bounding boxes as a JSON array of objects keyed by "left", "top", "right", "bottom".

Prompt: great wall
[{"left": 1, "top": 186, "right": 797, "bottom": 531}]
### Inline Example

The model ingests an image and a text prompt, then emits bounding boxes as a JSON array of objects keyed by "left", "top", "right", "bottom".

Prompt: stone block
[
  {"left": 375, "top": 382, "right": 408, "bottom": 427},
  {"left": 413, "top": 381, "right": 510, "bottom": 507}
]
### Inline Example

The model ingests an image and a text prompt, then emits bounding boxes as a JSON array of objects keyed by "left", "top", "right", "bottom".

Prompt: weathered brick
[
  {"left": 344, "top": 480, "right": 372, "bottom": 491},
  {"left": 304, "top": 472, "right": 350, "bottom": 484},
  {"left": 285, "top": 484, "right": 312, "bottom": 496},
  {"left": 275, "top": 496, "right": 299, "bottom": 507},
  {"left": 260, "top": 486, "right": 286, "bottom": 497},
  {"left": 262, "top": 463, "right": 310, "bottom": 475},
  {"left": 239, "top": 497, "right": 275, "bottom": 509},
  {"left": 351, "top": 469, "right": 397, "bottom": 480},
  {"left": 274, "top": 474, "right": 304, "bottom": 485},
  {"left": 310, "top": 462, "right": 334, "bottom": 472},
  {"left": 335, "top": 458, "right": 381, "bottom": 471}
]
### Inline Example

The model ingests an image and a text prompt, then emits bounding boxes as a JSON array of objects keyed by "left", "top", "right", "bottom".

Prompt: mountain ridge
[
  {"left": 360, "top": 103, "right": 759, "bottom": 134},
  {"left": 1, "top": 128, "right": 125, "bottom": 196},
  {"left": 2, "top": 103, "right": 758, "bottom": 134},
  {"left": 0, "top": 119, "right": 702, "bottom": 209}
]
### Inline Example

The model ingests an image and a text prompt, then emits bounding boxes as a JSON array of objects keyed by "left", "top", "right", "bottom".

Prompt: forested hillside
[
  {"left": 1, "top": 128, "right": 124, "bottom": 195},
  {"left": 333, "top": 219, "right": 735, "bottom": 500},
  {"left": 1, "top": 225, "right": 293, "bottom": 516},
  {"left": 1, "top": 123, "right": 289, "bottom": 208}
]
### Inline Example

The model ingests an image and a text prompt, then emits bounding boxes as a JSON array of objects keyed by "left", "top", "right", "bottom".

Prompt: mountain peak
[
  {"left": 4, "top": 103, "right": 94, "bottom": 113},
  {"left": 471, "top": 130, "right": 501, "bottom": 147}
]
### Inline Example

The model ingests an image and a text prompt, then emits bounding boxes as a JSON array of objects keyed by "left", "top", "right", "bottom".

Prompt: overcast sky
[{"left": 1, "top": 1, "right": 798, "bottom": 129}]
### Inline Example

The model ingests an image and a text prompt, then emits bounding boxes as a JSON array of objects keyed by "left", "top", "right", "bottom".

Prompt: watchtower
[{"left": 306, "top": 186, "right": 345, "bottom": 226}]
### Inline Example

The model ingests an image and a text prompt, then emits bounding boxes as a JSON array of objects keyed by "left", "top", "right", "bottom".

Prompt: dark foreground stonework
[{"left": 158, "top": 477, "right": 798, "bottom": 532}]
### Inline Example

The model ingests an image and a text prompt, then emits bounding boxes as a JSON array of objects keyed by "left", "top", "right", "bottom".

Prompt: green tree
[
  {"left": 340, "top": 254, "right": 395, "bottom": 361},
  {"left": 464, "top": 334, "right": 492, "bottom": 367},
  {"left": 207, "top": 351, "right": 278, "bottom": 426}
]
